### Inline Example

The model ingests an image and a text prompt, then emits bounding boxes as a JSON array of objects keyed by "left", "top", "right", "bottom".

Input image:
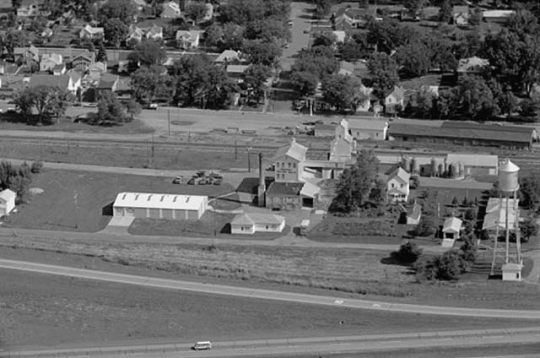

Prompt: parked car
[
  {"left": 213, "top": 179, "right": 222, "bottom": 185},
  {"left": 172, "top": 176, "right": 182, "bottom": 184},
  {"left": 6, "top": 108, "right": 15, "bottom": 113},
  {"left": 146, "top": 103, "right": 158, "bottom": 110},
  {"left": 192, "top": 341, "right": 212, "bottom": 350},
  {"left": 187, "top": 178, "right": 196, "bottom": 185}
]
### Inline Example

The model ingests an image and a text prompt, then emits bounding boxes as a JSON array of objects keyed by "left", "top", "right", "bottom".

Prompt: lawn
[
  {"left": 1, "top": 248, "right": 537, "bottom": 351},
  {"left": 2, "top": 169, "right": 234, "bottom": 233}
]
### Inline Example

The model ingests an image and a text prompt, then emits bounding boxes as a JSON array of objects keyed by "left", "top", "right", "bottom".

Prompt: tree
[
  {"left": 404, "top": 0, "right": 426, "bottom": 17},
  {"left": 12, "top": 0, "right": 22, "bottom": 9},
  {"left": 246, "top": 18, "right": 290, "bottom": 43},
  {"left": 128, "top": 39, "right": 167, "bottom": 67},
  {"left": 94, "top": 92, "right": 130, "bottom": 124},
  {"left": 437, "top": 0, "right": 452, "bottom": 23},
  {"left": 415, "top": 215, "right": 437, "bottom": 237},
  {"left": 124, "top": 99, "right": 142, "bottom": 120},
  {"left": 96, "top": 41, "right": 108, "bottom": 63},
  {"left": 13, "top": 88, "right": 35, "bottom": 121},
  {"left": 321, "top": 74, "right": 365, "bottom": 113},
  {"left": 445, "top": 75, "right": 499, "bottom": 120},
  {"left": 4, "top": 30, "right": 27, "bottom": 56},
  {"left": 393, "top": 242, "right": 423, "bottom": 264},
  {"left": 313, "top": 0, "right": 334, "bottom": 19},
  {"left": 395, "top": 40, "right": 431, "bottom": 78},
  {"left": 338, "top": 37, "right": 368, "bottom": 62},
  {"left": 436, "top": 250, "right": 464, "bottom": 280},
  {"left": 521, "top": 215, "right": 539, "bottom": 242},
  {"left": 290, "top": 71, "right": 319, "bottom": 97},
  {"left": 312, "top": 33, "right": 335, "bottom": 48},
  {"left": 520, "top": 173, "right": 540, "bottom": 210},
  {"left": 98, "top": 0, "right": 138, "bottom": 26},
  {"left": 104, "top": 18, "right": 129, "bottom": 49},
  {"left": 241, "top": 64, "right": 272, "bottom": 105},
  {"left": 130, "top": 65, "right": 173, "bottom": 104},
  {"left": 204, "top": 23, "right": 225, "bottom": 50},
  {"left": 184, "top": 1, "right": 208, "bottom": 23},
  {"left": 242, "top": 40, "right": 281, "bottom": 66},
  {"left": 366, "top": 18, "right": 418, "bottom": 54},
  {"left": 221, "top": 23, "right": 245, "bottom": 51},
  {"left": 13, "top": 86, "right": 72, "bottom": 124},
  {"left": 329, "top": 150, "right": 380, "bottom": 213},
  {"left": 367, "top": 52, "right": 399, "bottom": 101}
]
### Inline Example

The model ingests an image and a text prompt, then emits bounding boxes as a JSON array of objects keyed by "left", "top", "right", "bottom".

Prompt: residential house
[
  {"left": 67, "top": 70, "right": 82, "bottom": 94},
  {"left": 338, "top": 61, "right": 355, "bottom": 76},
  {"left": 335, "top": 7, "right": 370, "bottom": 30},
  {"left": 14, "top": 46, "right": 40, "bottom": 64},
  {"left": 132, "top": 0, "right": 147, "bottom": 11},
  {"left": 52, "top": 64, "right": 66, "bottom": 76},
  {"left": 88, "top": 62, "right": 107, "bottom": 78},
  {"left": 457, "top": 56, "right": 489, "bottom": 74},
  {"left": 203, "top": 3, "right": 214, "bottom": 22},
  {"left": 387, "top": 167, "right": 410, "bottom": 202},
  {"left": 95, "top": 74, "right": 119, "bottom": 100},
  {"left": 483, "top": 10, "right": 515, "bottom": 23},
  {"left": 385, "top": 86, "right": 405, "bottom": 113},
  {"left": 17, "top": 0, "right": 50, "bottom": 17},
  {"left": 226, "top": 65, "right": 249, "bottom": 82},
  {"left": 230, "top": 213, "right": 285, "bottom": 234},
  {"left": 215, "top": 50, "right": 241, "bottom": 64},
  {"left": 28, "top": 74, "right": 80, "bottom": 94},
  {"left": 452, "top": 6, "right": 469, "bottom": 26},
  {"left": 39, "top": 53, "right": 63, "bottom": 73},
  {"left": 79, "top": 25, "right": 104, "bottom": 40},
  {"left": 162, "top": 1, "right": 182, "bottom": 18},
  {"left": 265, "top": 181, "right": 319, "bottom": 210},
  {"left": 0, "top": 189, "right": 16, "bottom": 217},
  {"left": 126, "top": 25, "right": 145, "bottom": 44},
  {"left": 347, "top": 118, "right": 388, "bottom": 140},
  {"left": 41, "top": 28, "right": 53, "bottom": 38},
  {"left": 333, "top": 30, "right": 346, "bottom": 43},
  {"left": 70, "top": 51, "right": 96, "bottom": 72},
  {"left": 176, "top": 30, "right": 201, "bottom": 49},
  {"left": 273, "top": 138, "right": 308, "bottom": 182},
  {"left": 145, "top": 24, "right": 163, "bottom": 41},
  {"left": 442, "top": 217, "right": 462, "bottom": 246}
]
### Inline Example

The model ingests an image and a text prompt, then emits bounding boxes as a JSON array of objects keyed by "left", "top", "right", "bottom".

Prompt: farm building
[
  {"left": 482, "top": 197, "right": 520, "bottom": 232},
  {"left": 347, "top": 118, "right": 388, "bottom": 140},
  {"left": 446, "top": 153, "right": 498, "bottom": 176},
  {"left": 0, "top": 189, "right": 16, "bottom": 216},
  {"left": 230, "top": 213, "right": 285, "bottom": 234},
  {"left": 265, "top": 181, "right": 319, "bottom": 210},
  {"left": 389, "top": 122, "right": 534, "bottom": 150},
  {"left": 113, "top": 192, "right": 208, "bottom": 220}
]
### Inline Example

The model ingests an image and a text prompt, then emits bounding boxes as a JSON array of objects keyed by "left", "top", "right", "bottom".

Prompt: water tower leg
[{"left": 505, "top": 195, "right": 510, "bottom": 264}]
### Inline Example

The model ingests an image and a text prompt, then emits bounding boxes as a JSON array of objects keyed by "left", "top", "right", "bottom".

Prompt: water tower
[{"left": 491, "top": 159, "right": 522, "bottom": 281}]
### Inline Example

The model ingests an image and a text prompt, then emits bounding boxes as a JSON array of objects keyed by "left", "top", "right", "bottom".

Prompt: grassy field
[
  {"left": 2, "top": 169, "right": 234, "bottom": 233},
  {"left": 2, "top": 248, "right": 537, "bottom": 351}
]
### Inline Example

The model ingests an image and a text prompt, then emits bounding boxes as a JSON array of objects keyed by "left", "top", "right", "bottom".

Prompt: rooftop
[
  {"left": 266, "top": 182, "right": 304, "bottom": 197},
  {"left": 113, "top": 192, "right": 207, "bottom": 211},
  {"left": 273, "top": 138, "right": 308, "bottom": 162},
  {"left": 231, "top": 213, "right": 285, "bottom": 226}
]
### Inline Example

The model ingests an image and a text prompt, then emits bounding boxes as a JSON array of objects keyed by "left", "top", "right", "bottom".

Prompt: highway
[
  {"left": 1, "top": 259, "right": 540, "bottom": 320},
  {"left": 1, "top": 326, "right": 540, "bottom": 358}
]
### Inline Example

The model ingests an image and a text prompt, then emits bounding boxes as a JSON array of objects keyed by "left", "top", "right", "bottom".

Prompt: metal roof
[
  {"left": 388, "top": 167, "right": 410, "bottom": 185},
  {"left": 443, "top": 217, "right": 462, "bottom": 233},
  {"left": 0, "top": 189, "right": 16, "bottom": 202},
  {"left": 446, "top": 153, "right": 498, "bottom": 168},
  {"left": 113, "top": 192, "right": 207, "bottom": 211},
  {"left": 231, "top": 213, "right": 285, "bottom": 226},
  {"left": 273, "top": 138, "right": 308, "bottom": 162},
  {"left": 348, "top": 118, "right": 388, "bottom": 131},
  {"left": 266, "top": 182, "right": 304, "bottom": 196}
]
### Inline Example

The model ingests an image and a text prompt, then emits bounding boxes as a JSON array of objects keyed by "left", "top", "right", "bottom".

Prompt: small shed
[
  {"left": 113, "top": 192, "right": 208, "bottom": 220},
  {"left": 231, "top": 213, "right": 285, "bottom": 234},
  {"left": 502, "top": 262, "right": 523, "bottom": 281},
  {"left": 0, "top": 189, "right": 16, "bottom": 216},
  {"left": 442, "top": 217, "right": 462, "bottom": 240},
  {"left": 406, "top": 203, "right": 422, "bottom": 225}
]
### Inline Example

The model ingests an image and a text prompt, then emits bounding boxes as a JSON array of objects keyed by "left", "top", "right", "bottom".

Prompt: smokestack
[{"left": 257, "top": 153, "right": 266, "bottom": 207}]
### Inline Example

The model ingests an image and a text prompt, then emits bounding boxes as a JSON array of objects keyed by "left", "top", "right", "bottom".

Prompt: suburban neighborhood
[{"left": 1, "top": 0, "right": 540, "bottom": 357}]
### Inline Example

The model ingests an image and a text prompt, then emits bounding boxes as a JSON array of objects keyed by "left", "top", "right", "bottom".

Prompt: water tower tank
[
  {"left": 499, "top": 159, "right": 520, "bottom": 193},
  {"left": 402, "top": 157, "right": 411, "bottom": 171},
  {"left": 411, "top": 157, "right": 420, "bottom": 174}
]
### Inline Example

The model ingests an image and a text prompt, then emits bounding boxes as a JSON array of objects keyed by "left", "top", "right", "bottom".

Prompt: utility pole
[
  {"left": 234, "top": 139, "right": 238, "bottom": 161},
  {"left": 168, "top": 109, "right": 171, "bottom": 136},
  {"left": 247, "top": 146, "right": 252, "bottom": 172},
  {"left": 73, "top": 190, "right": 78, "bottom": 229}
]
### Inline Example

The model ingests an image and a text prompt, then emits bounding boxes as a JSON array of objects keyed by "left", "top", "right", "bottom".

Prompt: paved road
[
  {"left": 0, "top": 259, "right": 539, "bottom": 320},
  {"left": 280, "top": 2, "right": 312, "bottom": 72}
]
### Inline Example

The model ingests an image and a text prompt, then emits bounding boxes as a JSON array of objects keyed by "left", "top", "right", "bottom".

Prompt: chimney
[{"left": 257, "top": 152, "right": 266, "bottom": 207}]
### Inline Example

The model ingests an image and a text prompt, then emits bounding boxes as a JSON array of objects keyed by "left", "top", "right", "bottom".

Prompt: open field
[
  {"left": 1, "top": 255, "right": 538, "bottom": 351},
  {"left": 2, "top": 169, "right": 234, "bottom": 233}
]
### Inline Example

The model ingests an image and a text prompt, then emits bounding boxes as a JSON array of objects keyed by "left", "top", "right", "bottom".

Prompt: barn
[{"left": 113, "top": 192, "right": 207, "bottom": 220}]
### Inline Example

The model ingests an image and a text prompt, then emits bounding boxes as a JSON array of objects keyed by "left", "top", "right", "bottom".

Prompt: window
[
  {"left": 276, "top": 162, "right": 279, "bottom": 168},
  {"left": 391, "top": 183, "right": 395, "bottom": 188},
  {"left": 292, "top": 163, "right": 296, "bottom": 168},
  {"left": 288, "top": 162, "right": 291, "bottom": 168},
  {"left": 401, "top": 184, "right": 404, "bottom": 188}
]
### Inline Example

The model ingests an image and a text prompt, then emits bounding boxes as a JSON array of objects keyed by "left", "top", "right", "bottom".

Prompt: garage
[{"left": 113, "top": 192, "right": 208, "bottom": 221}]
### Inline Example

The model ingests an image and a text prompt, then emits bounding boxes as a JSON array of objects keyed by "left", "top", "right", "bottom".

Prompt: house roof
[
  {"left": 387, "top": 86, "right": 405, "bottom": 101},
  {"left": 300, "top": 180, "right": 320, "bottom": 198},
  {"left": 72, "top": 51, "right": 96, "bottom": 62},
  {"left": 457, "top": 56, "right": 489, "bottom": 73},
  {"left": 329, "top": 137, "right": 352, "bottom": 159},
  {"left": 388, "top": 167, "right": 410, "bottom": 185},
  {"left": 41, "top": 53, "right": 63, "bottom": 65},
  {"left": 441, "top": 121, "right": 535, "bottom": 134},
  {"left": 28, "top": 74, "right": 70, "bottom": 90},
  {"left": 67, "top": 69, "right": 81, "bottom": 83},
  {"left": 443, "top": 217, "right": 462, "bottom": 233},
  {"left": 333, "top": 30, "right": 346, "bottom": 42},
  {"left": 453, "top": 5, "right": 469, "bottom": 15},
  {"left": 483, "top": 10, "right": 514, "bottom": 18},
  {"left": 339, "top": 60, "right": 355, "bottom": 74},
  {"left": 52, "top": 64, "right": 65, "bottom": 71},
  {"left": 389, "top": 123, "right": 533, "bottom": 144},
  {"left": 0, "top": 189, "right": 16, "bottom": 202},
  {"left": 82, "top": 24, "right": 104, "bottom": 35},
  {"left": 89, "top": 61, "right": 106, "bottom": 72},
  {"left": 446, "top": 153, "right": 498, "bottom": 168},
  {"left": 407, "top": 203, "right": 422, "bottom": 221},
  {"left": 348, "top": 118, "right": 388, "bottom": 131},
  {"left": 273, "top": 138, "right": 308, "bottom": 162},
  {"left": 176, "top": 30, "right": 200, "bottom": 40},
  {"left": 113, "top": 192, "right": 207, "bottom": 211},
  {"left": 266, "top": 182, "right": 305, "bottom": 197},
  {"left": 146, "top": 24, "right": 163, "bottom": 37},
  {"left": 483, "top": 198, "right": 519, "bottom": 230},
  {"left": 231, "top": 213, "right": 285, "bottom": 226},
  {"left": 216, "top": 50, "right": 239, "bottom": 63},
  {"left": 14, "top": 45, "right": 39, "bottom": 56},
  {"left": 226, "top": 65, "right": 249, "bottom": 74},
  {"left": 97, "top": 74, "right": 119, "bottom": 89}
]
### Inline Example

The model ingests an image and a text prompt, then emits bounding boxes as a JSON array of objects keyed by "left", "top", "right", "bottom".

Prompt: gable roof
[
  {"left": 226, "top": 64, "right": 249, "bottom": 74},
  {"left": 81, "top": 24, "right": 104, "bottom": 35},
  {"left": 388, "top": 167, "right": 410, "bottom": 185},
  {"left": 231, "top": 213, "right": 285, "bottom": 226},
  {"left": 146, "top": 24, "right": 163, "bottom": 37},
  {"left": 266, "top": 182, "right": 305, "bottom": 196},
  {"left": 97, "top": 74, "right": 119, "bottom": 89},
  {"left": 339, "top": 60, "right": 355, "bottom": 74},
  {"left": 407, "top": 203, "right": 422, "bottom": 221},
  {"left": 0, "top": 189, "right": 16, "bottom": 202},
  {"left": 41, "top": 53, "right": 63, "bottom": 65},
  {"left": 273, "top": 138, "right": 308, "bottom": 162},
  {"left": 28, "top": 74, "right": 70, "bottom": 90},
  {"left": 113, "top": 192, "right": 206, "bottom": 211},
  {"left": 216, "top": 50, "right": 240, "bottom": 63},
  {"left": 443, "top": 217, "right": 462, "bottom": 233},
  {"left": 387, "top": 86, "right": 405, "bottom": 101},
  {"left": 348, "top": 118, "right": 388, "bottom": 131},
  {"left": 457, "top": 56, "right": 489, "bottom": 73},
  {"left": 446, "top": 153, "right": 498, "bottom": 168}
]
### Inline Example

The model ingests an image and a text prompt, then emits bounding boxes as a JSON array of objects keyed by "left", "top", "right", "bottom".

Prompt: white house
[
  {"left": 215, "top": 50, "right": 240, "bottom": 64},
  {"left": 273, "top": 138, "right": 308, "bottom": 182},
  {"left": 230, "top": 213, "right": 285, "bottom": 234},
  {"left": 442, "top": 217, "right": 462, "bottom": 247},
  {"left": 162, "top": 1, "right": 182, "bottom": 18},
  {"left": 0, "top": 189, "right": 17, "bottom": 216},
  {"left": 79, "top": 25, "right": 104, "bottom": 40},
  {"left": 457, "top": 56, "right": 489, "bottom": 74},
  {"left": 176, "top": 30, "right": 200, "bottom": 49},
  {"left": 113, "top": 192, "right": 208, "bottom": 220},
  {"left": 40, "top": 53, "right": 63, "bottom": 72},
  {"left": 385, "top": 86, "right": 405, "bottom": 113},
  {"left": 452, "top": 6, "right": 469, "bottom": 26},
  {"left": 145, "top": 24, "right": 163, "bottom": 40},
  {"left": 387, "top": 167, "right": 410, "bottom": 202},
  {"left": 347, "top": 118, "right": 388, "bottom": 140},
  {"left": 17, "top": 0, "right": 50, "bottom": 17},
  {"left": 126, "top": 26, "right": 145, "bottom": 43}
]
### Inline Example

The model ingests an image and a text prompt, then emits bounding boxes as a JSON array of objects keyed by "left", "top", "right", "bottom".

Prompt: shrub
[
  {"left": 415, "top": 250, "right": 465, "bottom": 282},
  {"left": 31, "top": 161, "right": 44, "bottom": 173},
  {"left": 414, "top": 215, "right": 437, "bottom": 237},
  {"left": 393, "top": 242, "right": 423, "bottom": 264}
]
